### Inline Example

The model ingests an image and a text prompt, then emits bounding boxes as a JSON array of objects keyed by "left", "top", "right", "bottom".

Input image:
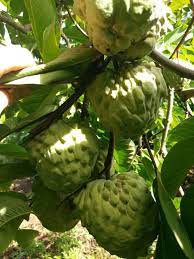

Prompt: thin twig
[
  {"left": 159, "top": 88, "right": 174, "bottom": 157},
  {"left": 150, "top": 49, "right": 194, "bottom": 80},
  {"left": 104, "top": 132, "right": 115, "bottom": 180},
  {"left": 65, "top": 6, "right": 88, "bottom": 38},
  {"left": 0, "top": 11, "right": 29, "bottom": 34},
  {"left": 61, "top": 32, "right": 71, "bottom": 48},
  {"left": 170, "top": 16, "right": 194, "bottom": 59},
  {"left": 143, "top": 135, "right": 158, "bottom": 176},
  {"left": 81, "top": 93, "right": 89, "bottom": 118}
]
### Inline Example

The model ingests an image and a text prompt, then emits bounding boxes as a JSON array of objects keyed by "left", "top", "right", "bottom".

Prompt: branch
[
  {"left": 159, "top": 88, "right": 174, "bottom": 157},
  {"left": 150, "top": 49, "right": 194, "bottom": 79},
  {"left": 170, "top": 16, "right": 194, "bottom": 59},
  {"left": 81, "top": 93, "right": 89, "bottom": 118},
  {"left": 102, "top": 131, "right": 115, "bottom": 180},
  {"left": 0, "top": 11, "right": 29, "bottom": 34},
  {"left": 181, "top": 88, "right": 194, "bottom": 101},
  {"left": 61, "top": 32, "right": 71, "bottom": 48}
]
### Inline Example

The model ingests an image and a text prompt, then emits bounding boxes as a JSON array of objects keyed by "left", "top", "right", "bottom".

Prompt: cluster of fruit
[{"left": 27, "top": 0, "right": 171, "bottom": 258}]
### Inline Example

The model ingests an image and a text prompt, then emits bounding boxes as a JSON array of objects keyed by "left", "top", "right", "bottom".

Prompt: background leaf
[
  {"left": 0, "top": 160, "right": 36, "bottom": 181},
  {"left": 0, "top": 144, "right": 29, "bottom": 160},
  {"left": 180, "top": 185, "right": 194, "bottom": 246},
  {"left": 161, "top": 137, "right": 194, "bottom": 197},
  {"left": 24, "top": 0, "right": 60, "bottom": 62},
  {"left": 157, "top": 175, "right": 194, "bottom": 259},
  {"left": 0, "top": 192, "right": 30, "bottom": 228},
  {"left": 15, "top": 229, "right": 39, "bottom": 248},
  {"left": 168, "top": 117, "right": 194, "bottom": 142}
]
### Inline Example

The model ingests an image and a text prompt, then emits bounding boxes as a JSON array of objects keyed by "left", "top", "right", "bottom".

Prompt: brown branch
[
  {"left": 0, "top": 11, "right": 29, "bottom": 34},
  {"left": 170, "top": 16, "right": 194, "bottom": 59},
  {"left": 150, "top": 49, "right": 194, "bottom": 80},
  {"left": 81, "top": 93, "right": 89, "bottom": 118},
  {"left": 180, "top": 88, "right": 194, "bottom": 101},
  {"left": 104, "top": 132, "right": 115, "bottom": 180}
]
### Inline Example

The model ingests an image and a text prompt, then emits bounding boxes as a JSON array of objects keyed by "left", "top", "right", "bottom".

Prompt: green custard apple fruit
[
  {"left": 119, "top": 3, "right": 172, "bottom": 60},
  {"left": 74, "top": 172, "right": 159, "bottom": 258},
  {"left": 163, "top": 59, "right": 194, "bottom": 90},
  {"left": 87, "top": 60, "right": 167, "bottom": 140},
  {"left": 117, "top": 0, "right": 173, "bottom": 60},
  {"left": 32, "top": 178, "right": 79, "bottom": 232},
  {"left": 27, "top": 119, "right": 99, "bottom": 194},
  {"left": 73, "top": 0, "right": 160, "bottom": 55}
]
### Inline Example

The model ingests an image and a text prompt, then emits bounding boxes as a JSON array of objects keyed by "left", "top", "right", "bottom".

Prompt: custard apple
[
  {"left": 73, "top": 0, "right": 160, "bottom": 55},
  {"left": 27, "top": 119, "right": 99, "bottom": 193},
  {"left": 163, "top": 59, "right": 194, "bottom": 90},
  {"left": 87, "top": 61, "right": 167, "bottom": 140},
  {"left": 32, "top": 179, "right": 79, "bottom": 232},
  {"left": 74, "top": 172, "right": 159, "bottom": 258},
  {"left": 118, "top": 0, "right": 173, "bottom": 60}
]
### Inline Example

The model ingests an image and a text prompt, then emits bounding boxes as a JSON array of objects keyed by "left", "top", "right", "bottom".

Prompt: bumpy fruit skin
[
  {"left": 118, "top": 1, "right": 173, "bottom": 60},
  {"left": 73, "top": 0, "right": 159, "bottom": 55},
  {"left": 27, "top": 120, "right": 99, "bottom": 193},
  {"left": 32, "top": 179, "right": 79, "bottom": 232},
  {"left": 74, "top": 172, "right": 159, "bottom": 258},
  {"left": 163, "top": 59, "right": 194, "bottom": 90},
  {"left": 87, "top": 61, "right": 167, "bottom": 140}
]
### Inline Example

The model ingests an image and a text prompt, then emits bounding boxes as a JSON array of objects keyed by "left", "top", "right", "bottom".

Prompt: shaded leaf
[
  {"left": 15, "top": 229, "right": 39, "bottom": 248},
  {"left": 0, "top": 217, "right": 23, "bottom": 253},
  {"left": 0, "top": 144, "right": 29, "bottom": 160},
  {"left": 161, "top": 137, "right": 194, "bottom": 197},
  {"left": 0, "top": 160, "right": 36, "bottom": 181},
  {"left": 0, "top": 192, "right": 30, "bottom": 228},
  {"left": 180, "top": 185, "right": 194, "bottom": 246},
  {"left": 168, "top": 117, "right": 194, "bottom": 142},
  {"left": 157, "top": 175, "right": 194, "bottom": 259}
]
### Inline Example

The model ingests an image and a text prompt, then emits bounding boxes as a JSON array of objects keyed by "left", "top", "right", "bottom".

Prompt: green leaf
[
  {"left": 155, "top": 215, "right": 187, "bottom": 259},
  {"left": 15, "top": 229, "right": 39, "bottom": 248},
  {"left": 42, "top": 22, "right": 60, "bottom": 63},
  {"left": 0, "top": 217, "right": 23, "bottom": 253},
  {"left": 180, "top": 185, "right": 194, "bottom": 245},
  {"left": 0, "top": 124, "right": 10, "bottom": 137},
  {"left": 161, "top": 137, "right": 194, "bottom": 197},
  {"left": 157, "top": 175, "right": 194, "bottom": 259},
  {"left": 9, "top": 0, "right": 26, "bottom": 16},
  {"left": 0, "top": 192, "right": 30, "bottom": 228},
  {"left": 170, "top": 0, "right": 190, "bottom": 11},
  {"left": 0, "top": 160, "right": 36, "bottom": 181},
  {"left": 24, "top": 0, "right": 60, "bottom": 62},
  {"left": 0, "top": 144, "right": 29, "bottom": 160},
  {"left": 114, "top": 139, "right": 136, "bottom": 172},
  {"left": 168, "top": 117, "right": 194, "bottom": 142}
]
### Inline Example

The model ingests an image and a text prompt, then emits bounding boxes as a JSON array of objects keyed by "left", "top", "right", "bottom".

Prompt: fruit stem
[{"left": 104, "top": 131, "right": 115, "bottom": 180}]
